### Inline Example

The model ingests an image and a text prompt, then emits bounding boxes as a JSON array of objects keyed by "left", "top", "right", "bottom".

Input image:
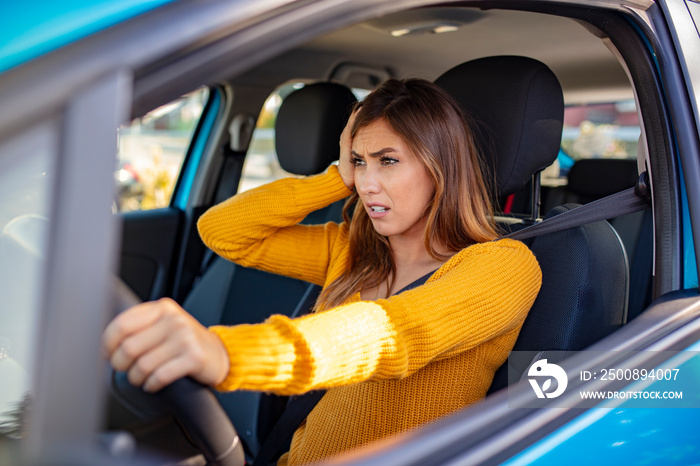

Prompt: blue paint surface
[
  {"left": 680, "top": 162, "right": 699, "bottom": 289},
  {"left": 503, "top": 343, "right": 700, "bottom": 465},
  {"left": 0, "top": 0, "right": 176, "bottom": 73}
]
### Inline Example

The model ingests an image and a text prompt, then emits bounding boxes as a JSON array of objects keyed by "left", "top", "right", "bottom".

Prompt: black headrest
[
  {"left": 435, "top": 56, "right": 564, "bottom": 197},
  {"left": 275, "top": 83, "right": 357, "bottom": 175},
  {"left": 567, "top": 158, "right": 638, "bottom": 200}
]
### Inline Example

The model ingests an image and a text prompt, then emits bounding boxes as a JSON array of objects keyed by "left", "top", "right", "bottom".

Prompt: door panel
[{"left": 118, "top": 207, "right": 182, "bottom": 301}]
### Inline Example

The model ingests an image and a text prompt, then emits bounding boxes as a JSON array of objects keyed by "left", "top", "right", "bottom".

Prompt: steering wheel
[{"left": 111, "top": 278, "right": 245, "bottom": 466}]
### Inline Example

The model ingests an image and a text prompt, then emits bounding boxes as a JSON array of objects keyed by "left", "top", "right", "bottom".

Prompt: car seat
[
  {"left": 546, "top": 158, "right": 652, "bottom": 320},
  {"left": 183, "top": 82, "right": 356, "bottom": 456},
  {"left": 435, "top": 56, "right": 629, "bottom": 393}
]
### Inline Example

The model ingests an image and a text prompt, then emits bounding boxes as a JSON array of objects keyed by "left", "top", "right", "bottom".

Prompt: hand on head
[
  {"left": 102, "top": 298, "right": 230, "bottom": 392},
  {"left": 337, "top": 107, "right": 358, "bottom": 190}
]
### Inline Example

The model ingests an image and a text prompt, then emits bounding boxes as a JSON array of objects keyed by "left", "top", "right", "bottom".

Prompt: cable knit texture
[{"left": 197, "top": 165, "right": 542, "bottom": 465}]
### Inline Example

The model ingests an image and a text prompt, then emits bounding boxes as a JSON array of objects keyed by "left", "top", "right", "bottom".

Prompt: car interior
[{"left": 109, "top": 2, "right": 676, "bottom": 464}]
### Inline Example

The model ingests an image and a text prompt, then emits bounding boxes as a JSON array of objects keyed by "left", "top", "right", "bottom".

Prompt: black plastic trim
[{"left": 655, "top": 0, "right": 700, "bottom": 289}]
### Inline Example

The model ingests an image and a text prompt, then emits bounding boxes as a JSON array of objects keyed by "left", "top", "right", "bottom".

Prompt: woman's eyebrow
[{"left": 351, "top": 148, "right": 398, "bottom": 158}]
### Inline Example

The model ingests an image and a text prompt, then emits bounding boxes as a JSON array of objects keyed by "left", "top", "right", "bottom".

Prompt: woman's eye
[
  {"left": 380, "top": 157, "right": 398, "bottom": 166},
  {"left": 351, "top": 157, "right": 366, "bottom": 166}
]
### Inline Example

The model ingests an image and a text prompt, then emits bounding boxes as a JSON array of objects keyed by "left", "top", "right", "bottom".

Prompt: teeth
[{"left": 371, "top": 206, "right": 387, "bottom": 212}]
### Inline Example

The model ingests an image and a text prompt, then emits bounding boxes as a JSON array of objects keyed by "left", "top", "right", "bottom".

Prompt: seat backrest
[
  {"left": 494, "top": 205, "right": 628, "bottom": 391},
  {"left": 435, "top": 56, "right": 628, "bottom": 393},
  {"left": 555, "top": 158, "right": 638, "bottom": 205},
  {"left": 549, "top": 157, "right": 652, "bottom": 320},
  {"left": 184, "top": 82, "right": 356, "bottom": 456}
]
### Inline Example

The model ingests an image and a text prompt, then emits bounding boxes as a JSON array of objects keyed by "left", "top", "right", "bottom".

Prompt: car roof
[
  {"left": 0, "top": 0, "right": 177, "bottom": 73},
  {"left": 232, "top": 5, "right": 640, "bottom": 106}
]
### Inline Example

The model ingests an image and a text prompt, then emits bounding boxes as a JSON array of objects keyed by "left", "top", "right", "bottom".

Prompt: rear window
[{"left": 542, "top": 100, "right": 640, "bottom": 186}]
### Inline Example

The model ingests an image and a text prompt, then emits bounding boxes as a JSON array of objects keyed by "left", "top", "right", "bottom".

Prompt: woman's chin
[{"left": 370, "top": 221, "right": 393, "bottom": 238}]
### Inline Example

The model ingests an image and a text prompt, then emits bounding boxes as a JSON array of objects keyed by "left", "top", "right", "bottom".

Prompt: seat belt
[
  {"left": 505, "top": 177, "right": 651, "bottom": 241},
  {"left": 251, "top": 391, "right": 324, "bottom": 466},
  {"left": 252, "top": 174, "right": 652, "bottom": 465}
]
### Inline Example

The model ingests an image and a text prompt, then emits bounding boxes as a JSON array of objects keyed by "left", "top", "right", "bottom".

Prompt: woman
[{"left": 103, "top": 79, "right": 542, "bottom": 465}]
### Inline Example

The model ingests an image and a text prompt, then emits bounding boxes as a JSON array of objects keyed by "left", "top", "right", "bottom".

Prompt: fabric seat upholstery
[
  {"left": 435, "top": 56, "right": 628, "bottom": 393},
  {"left": 546, "top": 158, "right": 652, "bottom": 320}
]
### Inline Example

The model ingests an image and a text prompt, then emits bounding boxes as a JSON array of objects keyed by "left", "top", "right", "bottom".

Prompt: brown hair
[{"left": 315, "top": 78, "right": 498, "bottom": 310}]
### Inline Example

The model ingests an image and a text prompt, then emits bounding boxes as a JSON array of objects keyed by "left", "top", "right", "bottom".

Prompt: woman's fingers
[
  {"left": 102, "top": 297, "right": 230, "bottom": 392},
  {"left": 102, "top": 300, "right": 164, "bottom": 358},
  {"left": 338, "top": 107, "right": 359, "bottom": 190},
  {"left": 126, "top": 333, "right": 190, "bottom": 389},
  {"left": 142, "top": 356, "right": 195, "bottom": 392},
  {"left": 109, "top": 316, "right": 171, "bottom": 373},
  {"left": 130, "top": 325, "right": 227, "bottom": 392}
]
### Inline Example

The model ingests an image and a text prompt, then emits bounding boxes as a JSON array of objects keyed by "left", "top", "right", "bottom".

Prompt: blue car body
[{"left": 0, "top": 0, "right": 176, "bottom": 73}]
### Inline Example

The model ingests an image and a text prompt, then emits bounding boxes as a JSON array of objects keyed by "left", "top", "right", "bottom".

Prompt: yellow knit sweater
[{"left": 197, "top": 166, "right": 542, "bottom": 465}]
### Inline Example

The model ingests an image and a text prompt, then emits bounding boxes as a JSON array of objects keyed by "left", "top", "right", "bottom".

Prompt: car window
[
  {"left": 0, "top": 120, "right": 58, "bottom": 441},
  {"left": 239, "top": 83, "right": 368, "bottom": 192},
  {"left": 115, "top": 87, "right": 209, "bottom": 211},
  {"left": 542, "top": 100, "right": 641, "bottom": 186}
]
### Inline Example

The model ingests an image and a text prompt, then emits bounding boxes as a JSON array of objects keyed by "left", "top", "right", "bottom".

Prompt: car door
[{"left": 117, "top": 87, "right": 225, "bottom": 302}]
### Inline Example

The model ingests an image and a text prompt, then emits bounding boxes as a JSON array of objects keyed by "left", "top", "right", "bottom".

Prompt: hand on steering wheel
[
  {"left": 103, "top": 285, "right": 230, "bottom": 393},
  {"left": 108, "top": 278, "right": 244, "bottom": 466}
]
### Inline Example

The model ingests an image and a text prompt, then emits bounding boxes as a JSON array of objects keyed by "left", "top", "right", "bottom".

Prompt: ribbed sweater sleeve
[
  {"left": 209, "top": 239, "right": 541, "bottom": 395},
  {"left": 197, "top": 165, "right": 353, "bottom": 286}
]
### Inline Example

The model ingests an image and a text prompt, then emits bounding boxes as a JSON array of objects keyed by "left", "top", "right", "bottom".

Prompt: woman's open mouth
[{"left": 367, "top": 204, "right": 390, "bottom": 219}]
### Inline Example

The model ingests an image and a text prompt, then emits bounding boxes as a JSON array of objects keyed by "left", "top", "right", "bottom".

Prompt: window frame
[{"left": 24, "top": 70, "right": 130, "bottom": 459}]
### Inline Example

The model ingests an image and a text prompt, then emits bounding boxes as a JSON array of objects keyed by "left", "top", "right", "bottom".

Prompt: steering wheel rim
[{"left": 111, "top": 277, "right": 245, "bottom": 466}]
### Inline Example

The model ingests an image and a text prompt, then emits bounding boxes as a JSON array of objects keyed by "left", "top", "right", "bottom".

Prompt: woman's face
[{"left": 352, "top": 118, "right": 436, "bottom": 242}]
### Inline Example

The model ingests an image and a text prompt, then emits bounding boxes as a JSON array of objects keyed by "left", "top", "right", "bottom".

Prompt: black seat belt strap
[
  {"left": 251, "top": 390, "right": 326, "bottom": 466},
  {"left": 290, "top": 284, "right": 322, "bottom": 318},
  {"left": 505, "top": 183, "right": 651, "bottom": 242}
]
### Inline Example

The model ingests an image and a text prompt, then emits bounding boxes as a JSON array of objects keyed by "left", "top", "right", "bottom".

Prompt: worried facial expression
[{"left": 352, "top": 118, "right": 436, "bottom": 242}]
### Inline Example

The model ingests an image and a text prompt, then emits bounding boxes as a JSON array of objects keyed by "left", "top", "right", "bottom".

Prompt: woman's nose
[{"left": 357, "top": 165, "right": 381, "bottom": 195}]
